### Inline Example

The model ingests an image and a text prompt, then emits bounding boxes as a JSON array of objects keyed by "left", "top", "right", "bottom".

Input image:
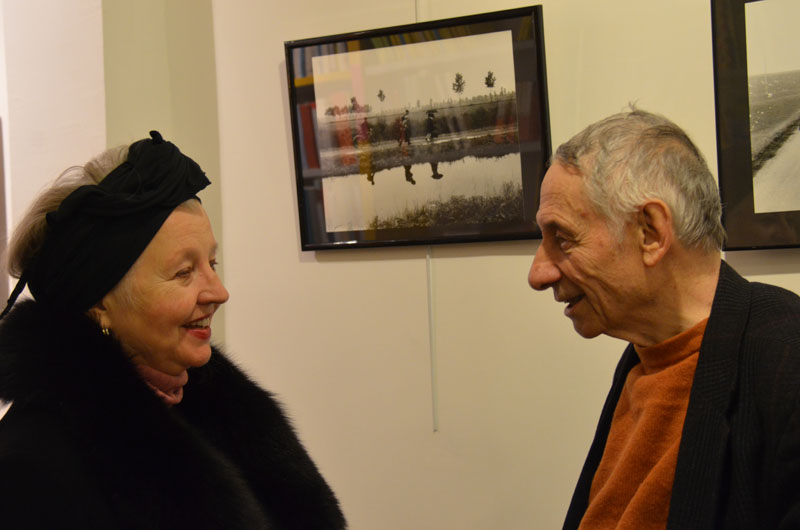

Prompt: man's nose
[{"left": 528, "top": 241, "right": 560, "bottom": 291}]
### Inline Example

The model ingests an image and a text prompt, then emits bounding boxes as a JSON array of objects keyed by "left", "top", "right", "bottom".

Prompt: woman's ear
[
  {"left": 87, "top": 299, "right": 109, "bottom": 329},
  {"left": 637, "top": 200, "right": 673, "bottom": 267}
]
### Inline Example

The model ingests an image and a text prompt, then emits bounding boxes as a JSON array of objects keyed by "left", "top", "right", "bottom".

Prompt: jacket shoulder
[{"left": 747, "top": 281, "right": 800, "bottom": 345}]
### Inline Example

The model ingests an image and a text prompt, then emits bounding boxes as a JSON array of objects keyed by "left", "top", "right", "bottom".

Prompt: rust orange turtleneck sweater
[{"left": 578, "top": 318, "right": 708, "bottom": 529}]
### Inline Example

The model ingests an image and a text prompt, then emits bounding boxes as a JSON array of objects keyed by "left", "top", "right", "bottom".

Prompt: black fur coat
[{"left": 0, "top": 300, "right": 346, "bottom": 529}]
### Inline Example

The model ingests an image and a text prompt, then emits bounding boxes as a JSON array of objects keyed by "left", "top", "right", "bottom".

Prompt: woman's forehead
[{"left": 139, "top": 207, "right": 217, "bottom": 268}]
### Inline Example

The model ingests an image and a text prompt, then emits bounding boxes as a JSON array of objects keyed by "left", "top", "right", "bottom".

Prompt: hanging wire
[{"left": 426, "top": 245, "right": 439, "bottom": 432}]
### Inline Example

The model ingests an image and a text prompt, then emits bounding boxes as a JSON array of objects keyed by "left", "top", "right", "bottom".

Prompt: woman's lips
[
  {"left": 183, "top": 315, "right": 212, "bottom": 340},
  {"left": 186, "top": 327, "right": 211, "bottom": 340}
]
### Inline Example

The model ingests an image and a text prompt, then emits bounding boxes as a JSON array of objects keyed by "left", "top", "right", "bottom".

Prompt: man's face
[{"left": 528, "top": 162, "right": 644, "bottom": 340}]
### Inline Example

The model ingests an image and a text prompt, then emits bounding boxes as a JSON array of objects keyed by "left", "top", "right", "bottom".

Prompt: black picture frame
[
  {"left": 712, "top": 0, "right": 800, "bottom": 249},
  {"left": 285, "top": 6, "right": 550, "bottom": 250}
]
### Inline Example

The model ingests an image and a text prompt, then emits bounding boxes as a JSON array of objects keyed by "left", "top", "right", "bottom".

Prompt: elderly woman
[{"left": 0, "top": 132, "right": 346, "bottom": 529}]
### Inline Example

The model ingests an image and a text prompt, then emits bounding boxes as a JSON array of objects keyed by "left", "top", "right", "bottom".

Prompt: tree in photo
[
  {"left": 485, "top": 71, "right": 496, "bottom": 101},
  {"left": 485, "top": 71, "right": 496, "bottom": 89},
  {"left": 452, "top": 73, "right": 465, "bottom": 97},
  {"left": 377, "top": 89, "right": 385, "bottom": 102}
]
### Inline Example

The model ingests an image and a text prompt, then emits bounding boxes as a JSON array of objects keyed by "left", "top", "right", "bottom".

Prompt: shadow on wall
[
  {"left": 725, "top": 248, "right": 800, "bottom": 276},
  {"left": 312, "top": 238, "right": 537, "bottom": 264},
  {"left": 0, "top": 119, "right": 8, "bottom": 302}
]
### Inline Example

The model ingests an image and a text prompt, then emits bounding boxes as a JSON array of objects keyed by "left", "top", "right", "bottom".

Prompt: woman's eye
[
  {"left": 209, "top": 259, "right": 218, "bottom": 271},
  {"left": 175, "top": 268, "right": 192, "bottom": 278}
]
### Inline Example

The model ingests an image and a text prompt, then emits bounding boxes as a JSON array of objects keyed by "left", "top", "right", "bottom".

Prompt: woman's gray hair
[
  {"left": 6, "top": 145, "right": 129, "bottom": 278},
  {"left": 554, "top": 107, "right": 725, "bottom": 252}
]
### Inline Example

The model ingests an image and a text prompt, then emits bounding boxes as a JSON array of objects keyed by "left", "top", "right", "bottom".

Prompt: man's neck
[{"left": 632, "top": 250, "right": 721, "bottom": 348}]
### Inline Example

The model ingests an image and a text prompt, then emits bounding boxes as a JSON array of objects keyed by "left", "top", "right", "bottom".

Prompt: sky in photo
[
  {"left": 311, "top": 30, "right": 516, "bottom": 119},
  {"left": 746, "top": 0, "right": 800, "bottom": 75}
]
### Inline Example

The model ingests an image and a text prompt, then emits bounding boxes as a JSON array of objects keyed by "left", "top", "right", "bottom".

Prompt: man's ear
[{"left": 637, "top": 200, "right": 673, "bottom": 267}]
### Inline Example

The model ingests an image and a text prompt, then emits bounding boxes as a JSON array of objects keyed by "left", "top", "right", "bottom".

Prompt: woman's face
[{"left": 94, "top": 202, "right": 229, "bottom": 375}]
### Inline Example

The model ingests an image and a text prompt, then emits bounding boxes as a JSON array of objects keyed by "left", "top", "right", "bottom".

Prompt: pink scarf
[{"left": 135, "top": 364, "right": 189, "bottom": 406}]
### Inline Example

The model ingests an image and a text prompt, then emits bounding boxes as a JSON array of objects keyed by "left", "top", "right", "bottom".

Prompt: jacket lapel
[
  {"left": 667, "top": 261, "right": 751, "bottom": 528},
  {"left": 562, "top": 344, "right": 640, "bottom": 529}
]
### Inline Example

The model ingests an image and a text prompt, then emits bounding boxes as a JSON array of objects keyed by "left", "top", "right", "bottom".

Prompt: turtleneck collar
[{"left": 633, "top": 317, "right": 708, "bottom": 375}]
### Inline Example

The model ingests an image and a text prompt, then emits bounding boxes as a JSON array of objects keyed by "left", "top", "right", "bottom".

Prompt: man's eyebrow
[{"left": 539, "top": 218, "right": 571, "bottom": 236}]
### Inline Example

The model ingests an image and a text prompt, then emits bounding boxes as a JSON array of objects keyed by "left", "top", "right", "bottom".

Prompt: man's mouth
[
  {"left": 556, "top": 294, "right": 585, "bottom": 316},
  {"left": 566, "top": 295, "right": 584, "bottom": 308}
]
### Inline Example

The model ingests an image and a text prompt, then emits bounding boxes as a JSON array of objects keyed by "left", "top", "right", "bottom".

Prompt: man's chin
[{"left": 571, "top": 319, "right": 603, "bottom": 339}]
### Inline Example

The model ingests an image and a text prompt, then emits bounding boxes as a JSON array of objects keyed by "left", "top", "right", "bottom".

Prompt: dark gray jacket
[{"left": 564, "top": 261, "right": 800, "bottom": 529}]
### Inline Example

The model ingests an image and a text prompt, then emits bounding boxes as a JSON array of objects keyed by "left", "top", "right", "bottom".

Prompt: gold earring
[{"left": 102, "top": 327, "right": 110, "bottom": 336}]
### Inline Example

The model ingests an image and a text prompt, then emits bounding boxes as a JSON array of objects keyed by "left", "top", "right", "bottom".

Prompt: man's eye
[
  {"left": 175, "top": 268, "right": 192, "bottom": 278},
  {"left": 555, "top": 235, "right": 572, "bottom": 251},
  {"left": 209, "top": 259, "right": 218, "bottom": 271}
]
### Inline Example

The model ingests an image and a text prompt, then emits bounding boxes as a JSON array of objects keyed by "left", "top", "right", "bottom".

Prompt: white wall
[
  {"left": 4, "top": 1, "right": 800, "bottom": 529},
  {"left": 1, "top": 0, "right": 106, "bottom": 292},
  {"left": 208, "top": 1, "right": 651, "bottom": 529},
  {"left": 102, "top": 0, "right": 226, "bottom": 341},
  {"left": 208, "top": 1, "right": 800, "bottom": 529}
]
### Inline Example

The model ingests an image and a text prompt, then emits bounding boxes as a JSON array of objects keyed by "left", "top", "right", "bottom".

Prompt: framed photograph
[
  {"left": 712, "top": 0, "right": 800, "bottom": 249},
  {"left": 285, "top": 6, "right": 550, "bottom": 250}
]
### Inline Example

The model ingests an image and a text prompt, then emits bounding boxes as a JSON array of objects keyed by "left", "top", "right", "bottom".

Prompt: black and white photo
[
  {"left": 285, "top": 6, "right": 550, "bottom": 250},
  {"left": 712, "top": 0, "right": 800, "bottom": 248},
  {"left": 745, "top": 0, "right": 800, "bottom": 214}
]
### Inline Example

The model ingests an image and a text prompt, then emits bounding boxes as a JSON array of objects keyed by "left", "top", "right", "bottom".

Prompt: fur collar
[{"left": 0, "top": 301, "right": 344, "bottom": 529}]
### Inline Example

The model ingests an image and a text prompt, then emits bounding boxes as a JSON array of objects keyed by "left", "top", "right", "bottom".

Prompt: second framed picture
[
  {"left": 712, "top": 0, "right": 800, "bottom": 249},
  {"left": 285, "top": 6, "right": 551, "bottom": 250}
]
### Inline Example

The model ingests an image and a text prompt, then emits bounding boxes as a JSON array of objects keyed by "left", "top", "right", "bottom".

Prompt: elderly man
[{"left": 529, "top": 108, "right": 800, "bottom": 529}]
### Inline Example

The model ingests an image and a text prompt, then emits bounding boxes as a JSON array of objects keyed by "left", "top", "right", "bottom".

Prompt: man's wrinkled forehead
[{"left": 536, "top": 163, "right": 596, "bottom": 229}]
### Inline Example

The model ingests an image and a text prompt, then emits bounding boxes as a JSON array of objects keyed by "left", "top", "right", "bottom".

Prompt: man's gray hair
[{"left": 554, "top": 107, "right": 725, "bottom": 252}]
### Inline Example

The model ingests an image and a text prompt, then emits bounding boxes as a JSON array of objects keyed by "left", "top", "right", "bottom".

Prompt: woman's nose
[
  {"left": 528, "top": 242, "right": 560, "bottom": 291},
  {"left": 201, "top": 268, "right": 230, "bottom": 306}
]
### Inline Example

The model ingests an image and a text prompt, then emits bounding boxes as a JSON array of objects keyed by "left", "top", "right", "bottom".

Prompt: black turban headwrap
[{"left": 0, "top": 131, "right": 210, "bottom": 318}]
